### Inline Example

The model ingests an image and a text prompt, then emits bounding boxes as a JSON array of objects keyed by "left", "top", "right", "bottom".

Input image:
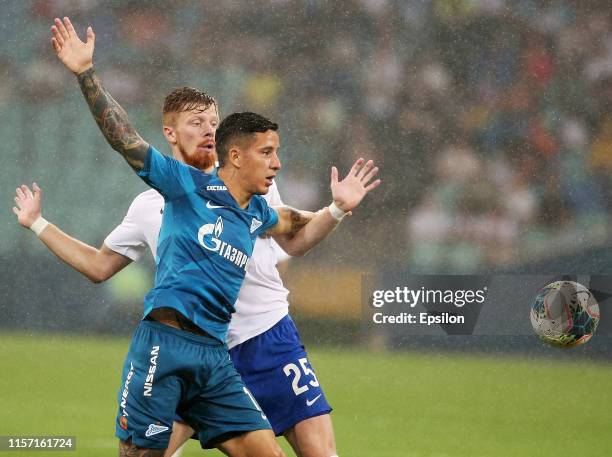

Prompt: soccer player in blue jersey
[
  {"left": 14, "top": 85, "right": 341, "bottom": 456},
  {"left": 44, "top": 17, "right": 380, "bottom": 457}
]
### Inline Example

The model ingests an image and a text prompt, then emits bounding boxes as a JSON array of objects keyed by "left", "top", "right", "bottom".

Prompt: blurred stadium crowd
[{"left": 2, "top": 0, "right": 612, "bottom": 275}]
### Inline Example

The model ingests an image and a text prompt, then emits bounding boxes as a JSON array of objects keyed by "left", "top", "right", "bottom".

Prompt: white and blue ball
[{"left": 530, "top": 281, "right": 599, "bottom": 348}]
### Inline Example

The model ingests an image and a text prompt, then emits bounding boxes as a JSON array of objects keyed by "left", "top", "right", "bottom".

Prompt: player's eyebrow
[{"left": 188, "top": 113, "right": 218, "bottom": 122}]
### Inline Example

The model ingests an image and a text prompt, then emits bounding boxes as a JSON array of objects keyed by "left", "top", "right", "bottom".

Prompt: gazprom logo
[
  {"left": 215, "top": 217, "right": 223, "bottom": 237},
  {"left": 197, "top": 217, "right": 250, "bottom": 270},
  {"left": 198, "top": 217, "right": 223, "bottom": 251}
]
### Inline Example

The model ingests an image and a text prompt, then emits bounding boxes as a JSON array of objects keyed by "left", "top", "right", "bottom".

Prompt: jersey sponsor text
[
  {"left": 143, "top": 346, "right": 159, "bottom": 397},
  {"left": 198, "top": 217, "right": 250, "bottom": 270},
  {"left": 120, "top": 363, "right": 135, "bottom": 421}
]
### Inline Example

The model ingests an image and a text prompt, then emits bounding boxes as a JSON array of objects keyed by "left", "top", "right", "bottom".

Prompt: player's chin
[
  {"left": 253, "top": 182, "right": 272, "bottom": 195},
  {"left": 187, "top": 152, "right": 215, "bottom": 170}
]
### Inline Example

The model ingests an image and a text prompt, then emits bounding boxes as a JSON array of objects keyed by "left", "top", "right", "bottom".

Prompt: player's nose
[
  {"left": 271, "top": 154, "right": 281, "bottom": 170},
  {"left": 202, "top": 122, "right": 216, "bottom": 137}
]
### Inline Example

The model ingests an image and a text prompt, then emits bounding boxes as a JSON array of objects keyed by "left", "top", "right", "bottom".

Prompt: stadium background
[{"left": 1, "top": 1, "right": 611, "bottom": 455}]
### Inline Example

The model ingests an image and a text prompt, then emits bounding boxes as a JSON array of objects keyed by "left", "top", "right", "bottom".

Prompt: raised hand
[
  {"left": 330, "top": 159, "right": 381, "bottom": 212},
  {"left": 51, "top": 17, "right": 95, "bottom": 75},
  {"left": 13, "top": 184, "right": 43, "bottom": 228},
  {"left": 49, "top": 16, "right": 148, "bottom": 171}
]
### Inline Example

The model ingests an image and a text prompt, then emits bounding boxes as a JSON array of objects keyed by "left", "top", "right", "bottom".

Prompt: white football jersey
[{"left": 104, "top": 181, "right": 290, "bottom": 349}]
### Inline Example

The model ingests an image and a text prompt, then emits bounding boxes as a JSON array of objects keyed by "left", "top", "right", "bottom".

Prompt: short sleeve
[
  {"left": 104, "top": 199, "right": 147, "bottom": 261},
  {"left": 253, "top": 198, "right": 278, "bottom": 237},
  {"left": 137, "top": 146, "right": 198, "bottom": 200}
]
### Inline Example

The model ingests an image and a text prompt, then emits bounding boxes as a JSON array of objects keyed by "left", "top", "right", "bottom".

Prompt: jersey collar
[{"left": 197, "top": 174, "right": 259, "bottom": 212}]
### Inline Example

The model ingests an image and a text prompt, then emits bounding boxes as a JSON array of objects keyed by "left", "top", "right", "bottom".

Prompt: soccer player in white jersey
[{"left": 13, "top": 16, "right": 380, "bottom": 457}]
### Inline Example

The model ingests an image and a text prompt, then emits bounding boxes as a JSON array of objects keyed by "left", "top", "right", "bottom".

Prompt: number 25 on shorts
[{"left": 283, "top": 357, "right": 320, "bottom": 396}]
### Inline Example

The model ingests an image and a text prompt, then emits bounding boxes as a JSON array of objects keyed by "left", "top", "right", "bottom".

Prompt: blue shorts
[
  {"left": 229, "top": 315, "right": 332, "bottom": 435},
  {"left": 115, "top": 320, "right": 270, "bottom": 449}
]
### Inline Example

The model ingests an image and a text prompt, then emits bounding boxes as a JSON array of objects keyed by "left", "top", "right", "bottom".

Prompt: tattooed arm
[
  {"left": 50, "top": 17, "right": 148, "bottom": 171},
  {"left": 269, "top": 206, "right": 339, "bottom": 257},
  {"left": 75, "top": 68, "right": 148, "bottom": 170},
  {"left": 271, "top": 207, "right": 316, "bottom": 236}
]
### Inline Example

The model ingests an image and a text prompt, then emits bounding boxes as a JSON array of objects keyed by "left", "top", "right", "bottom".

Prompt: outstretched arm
[
  {"left": 270, "top": 206, "right": 337, "bottom": 256},
  {"left": 13, "top": 184, "right": 132, "bottom": 283},
  {"left": 269, "top": 158, "right": 380, "bottom": 255},
  {"left": 51, "top": 17, "right": 149, "bottom": 171}
]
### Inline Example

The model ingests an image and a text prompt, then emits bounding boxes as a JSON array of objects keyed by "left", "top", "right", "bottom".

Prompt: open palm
[
  {"left": 51, "top": 17, "right": 95, "bottom": 75},
  {"left": 13, "top": 184, "right": 43, "bottom": 228},
  {"left": 331, "top": 159, "right": 381, "bottom": 212}
]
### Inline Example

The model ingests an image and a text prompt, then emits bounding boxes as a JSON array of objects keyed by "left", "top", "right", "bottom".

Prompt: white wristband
[
  {"left": 30, "top": 216, "right": 49, "bottom": 237},
  {"left": 328, "top": 202, "right": 347, "bottom": 221}
]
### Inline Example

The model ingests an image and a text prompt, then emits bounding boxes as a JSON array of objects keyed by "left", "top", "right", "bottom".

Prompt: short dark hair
[
  {"left": 162, "top": 87, "right": 217, "bottom": 124},
  {"left": 216, "top": 112, "right": 278, "bottom": 167}
]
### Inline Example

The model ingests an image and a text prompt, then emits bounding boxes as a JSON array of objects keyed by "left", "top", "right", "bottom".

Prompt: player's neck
[{"left": 217, "top": 168, "right": 252, "bottom": 209}]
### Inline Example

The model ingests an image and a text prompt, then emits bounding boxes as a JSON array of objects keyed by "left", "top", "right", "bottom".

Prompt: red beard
[{"left": 184, "top": 149, "right": 216, "bottom": 171}]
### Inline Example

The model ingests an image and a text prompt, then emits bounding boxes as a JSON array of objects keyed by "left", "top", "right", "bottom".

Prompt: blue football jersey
[{"left": 136, "top": 146, "right": 279, "bottom": 342}]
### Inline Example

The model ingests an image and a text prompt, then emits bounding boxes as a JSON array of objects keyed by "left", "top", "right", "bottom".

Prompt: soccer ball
[{"left": 530, "top": 281, "right": 600, "bottom": 348}]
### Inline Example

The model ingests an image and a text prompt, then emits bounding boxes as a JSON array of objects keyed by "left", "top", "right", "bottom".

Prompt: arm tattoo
[
  {"left": 77, "top": 68, "right": 148, "bottom": 171},
  {"left": 287, "top": 207, "right": 310, "bottom": 234}
]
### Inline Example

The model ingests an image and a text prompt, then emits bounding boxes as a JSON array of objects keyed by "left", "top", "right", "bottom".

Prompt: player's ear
[
  {"left": 228, "top": 147, "right": 241, "bottom": 168},
  {"left": 163, "top": 125, "right": 177, "bottom": 145}
]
